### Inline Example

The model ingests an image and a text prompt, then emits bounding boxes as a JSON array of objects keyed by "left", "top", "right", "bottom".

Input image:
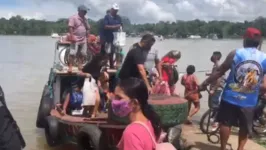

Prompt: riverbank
[{"left": 182, "top": 124, "right": 266, "bottom": 150}]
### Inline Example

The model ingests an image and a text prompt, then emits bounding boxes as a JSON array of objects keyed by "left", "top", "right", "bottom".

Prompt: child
[
  {"left": 181, "top": 65, "right": 200, "bottom": 124},
  {"left": 206, "top": 51, "right": 224, "bottom": 108},
  {"left": 206, "top": 51, "right": 225, "bottom": 130},
  {"left": 63, "top": 82, "right": 84, "bottom": 115}
]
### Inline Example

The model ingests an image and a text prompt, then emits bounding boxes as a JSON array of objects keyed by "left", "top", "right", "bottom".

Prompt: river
[{"left": 0, "top": 36, "right": 263, "bottom": 150}]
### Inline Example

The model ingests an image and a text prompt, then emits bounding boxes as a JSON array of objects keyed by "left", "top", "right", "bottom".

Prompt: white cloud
[
  {"left": 5, "top": 12, "right": 45, "bottom": 20},
  {"left": 0, "top": 0, "right": 266, "bottom": 23}
]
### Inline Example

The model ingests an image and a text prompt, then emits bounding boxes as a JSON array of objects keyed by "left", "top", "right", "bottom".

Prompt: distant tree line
[{"left": 0, "top": 15, "right": 266, "bottom": 38}]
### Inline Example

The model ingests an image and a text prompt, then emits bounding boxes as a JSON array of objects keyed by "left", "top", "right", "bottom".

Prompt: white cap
[{"left": 112, "top": 3, "right": 119, "bottom": 10}]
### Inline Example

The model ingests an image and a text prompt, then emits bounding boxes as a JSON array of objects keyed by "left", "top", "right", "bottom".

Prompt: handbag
[
  {"left": 113, "top": 27, "right": 126, "bottom": 47},
  {"left": 168, "top": 66, "right": 179, "bottom": 86},
  {"left": 133, "top": 121, "right": 177, "bottom": 150}
]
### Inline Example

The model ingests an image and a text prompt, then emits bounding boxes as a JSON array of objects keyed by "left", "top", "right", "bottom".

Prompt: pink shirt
[
  {"left": 117, "top": 121, "right": 155, "bottom": 150},
  {"left": 68, "top": 14, "right": 90, "bottom": 43},
  {"left": 161, "top": 56, "right": 176, "bottom": 82}
]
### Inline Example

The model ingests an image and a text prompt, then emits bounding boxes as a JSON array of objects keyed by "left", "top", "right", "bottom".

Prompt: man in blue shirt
[
  {"left": 99, "top": 9, "right": 110, "bottom": 54},
  {"left": 199, "top": 27, "right": 266, "bottom": 150},
  {"left": 102, "top": 3, "right": 122, "bottom": 68}
]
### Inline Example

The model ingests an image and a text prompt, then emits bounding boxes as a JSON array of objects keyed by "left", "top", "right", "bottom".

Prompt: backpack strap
[{"left": 133, "top": 121, "right": 157, "bottom": 145}]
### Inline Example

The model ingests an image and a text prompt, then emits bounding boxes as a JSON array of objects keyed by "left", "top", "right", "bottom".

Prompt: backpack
[
  {"left": 134, "top": 121, "right": 177, "bottom": 150},
  {"left": 168, "top": 67, "right": 179, "bottom": 86}
]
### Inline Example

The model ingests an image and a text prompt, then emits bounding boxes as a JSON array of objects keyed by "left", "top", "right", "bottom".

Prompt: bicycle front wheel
[{"left": 200, "top": 109, "right": 219, "bottom": 134}]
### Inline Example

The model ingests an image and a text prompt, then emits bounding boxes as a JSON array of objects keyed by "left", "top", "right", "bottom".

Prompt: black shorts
[{"left": 216, "top": 100, "right": 255, "bottom": 135}]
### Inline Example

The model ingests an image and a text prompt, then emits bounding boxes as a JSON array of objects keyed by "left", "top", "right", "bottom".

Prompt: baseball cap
[
  {"left": 243, "top": 27, "right": 262, "bottom": 39},
  {"left": 112, "top": 3, "right": 120, "bottom": 10},
  {"left": 78, "top": 5, "right": 89, "bottom": 11}
]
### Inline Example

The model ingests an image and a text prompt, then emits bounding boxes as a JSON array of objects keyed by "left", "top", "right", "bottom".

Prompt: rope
[
  {"left": 48, "top": 71, "right": 55, "bottom": 99},
  {"left": 179, "top": 70, "right": 211, "bottom": 74}
]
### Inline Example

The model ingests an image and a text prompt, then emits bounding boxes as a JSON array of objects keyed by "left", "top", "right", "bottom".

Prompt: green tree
[{"left": 0, "top": 15, "right": 266, "bottom": 38}]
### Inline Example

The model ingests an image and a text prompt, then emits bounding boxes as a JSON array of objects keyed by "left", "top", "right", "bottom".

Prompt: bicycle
[
  {"left": 56, "top": 41, "right": 94, "bottom": 67},
  {"left": 199, "top": 88, "right": 221, "bottom": 144},
  {"left": 252, "top": 94, "right": 266, "bottom": 136}
]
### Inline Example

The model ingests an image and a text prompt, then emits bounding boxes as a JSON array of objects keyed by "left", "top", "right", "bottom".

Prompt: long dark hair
[{"left": 117, "top": 78, "right": 162, "bottom": 139}]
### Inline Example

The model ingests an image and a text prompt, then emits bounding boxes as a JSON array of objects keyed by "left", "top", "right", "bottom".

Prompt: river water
[{"left": 0, "top": 36, "right": 264, "bottom": 150}]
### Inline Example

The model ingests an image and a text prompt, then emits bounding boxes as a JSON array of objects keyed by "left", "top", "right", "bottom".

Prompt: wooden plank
[
  {"left": 53, "top": 66, "right": 79, "bottom": 75},
  {"left": 54, "top": 67, "right": 117, "bottom": 76}
]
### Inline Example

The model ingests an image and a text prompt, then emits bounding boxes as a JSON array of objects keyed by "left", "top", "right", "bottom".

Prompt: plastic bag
[
  {"left": 82, "top": 77, "right": 97, "bottom": 106},
  {"left": 113, "top": 28, "right": 126, "bottom": 47}
]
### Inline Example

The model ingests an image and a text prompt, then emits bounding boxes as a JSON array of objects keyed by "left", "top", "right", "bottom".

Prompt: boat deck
[
  {"left": 51, "top": 109, "right": 126, "bottom": 129},
  {"left": 53, "top": 66, "right": 117, "bottom": 76}
]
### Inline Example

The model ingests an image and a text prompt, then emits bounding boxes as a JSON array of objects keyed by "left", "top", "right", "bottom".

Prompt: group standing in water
[{"left": 61, "top": 4, "right": 266, "bottom": 150}]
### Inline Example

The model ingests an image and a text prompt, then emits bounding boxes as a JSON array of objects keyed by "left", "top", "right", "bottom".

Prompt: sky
[{"left": 0, "top": 0, "right": 266, "bottom": 23}]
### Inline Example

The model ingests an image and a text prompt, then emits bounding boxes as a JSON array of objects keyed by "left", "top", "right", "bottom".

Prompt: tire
[
  {"left": 167, "top": 125, "right": 182, "bottom": 149},
  {"left": 36, "top": 85, "right": 53, "bottom": 128},
  {"left": 45, "top": 116, "right": 60, "bottom": 147},
  {"left": 199, "top": 109, "right": 219, "bottom": 134},
  {"left": 77, "top": 125, "right": 102, "bottom": 150}
]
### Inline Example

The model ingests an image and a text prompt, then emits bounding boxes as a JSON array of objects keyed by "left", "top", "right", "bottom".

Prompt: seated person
[
  {"left": 77, "top": 72, "right": 101, "bottom": 118},
  {"left": 62, "top": 82, "right": 84, "bottom": 115}
]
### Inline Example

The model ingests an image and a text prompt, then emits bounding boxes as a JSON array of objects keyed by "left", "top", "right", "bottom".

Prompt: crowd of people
[{"left": 57, "top": 3, "right": 266, "bottom": 150}]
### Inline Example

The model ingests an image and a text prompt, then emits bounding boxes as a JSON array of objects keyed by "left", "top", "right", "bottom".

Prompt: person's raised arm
[{"left": 201, "top": 50, "right": 236, "bottom": 88}]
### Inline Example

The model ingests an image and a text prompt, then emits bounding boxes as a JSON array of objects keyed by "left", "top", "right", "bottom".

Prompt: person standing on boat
[
  {"left": 79, "top": 54, "right": 108, "bottom": 117},
  {"left": 102, "top": 3, "right": 122, "bottom": 69},
  {"left": 68, "top": 5, "right": 90, "bottom": 72},
  {"left": 118, "top": 34, "right": 156, "bottom": 94},
  {"left": 199, "top": 27, "right": 266, "bottom": 150},
  {"left": 99, "top": 9, "right": 110, "bottom": 55}
]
